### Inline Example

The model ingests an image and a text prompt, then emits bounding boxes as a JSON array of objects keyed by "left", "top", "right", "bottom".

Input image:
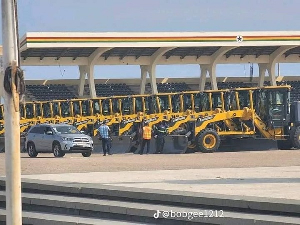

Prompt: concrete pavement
[{"left": 23, "top": 166, "right": 300, "bottom": 200}]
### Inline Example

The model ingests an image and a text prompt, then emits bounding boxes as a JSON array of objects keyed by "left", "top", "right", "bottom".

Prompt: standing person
[
  {"left": 154, "top": 121, "right": 168, "bottom": 154},
  {"left": 139, "top": 122, "right": 152, "bottom": 155},
  {"left": 98, "top": 121, "right": 112, "bottom": 156}
]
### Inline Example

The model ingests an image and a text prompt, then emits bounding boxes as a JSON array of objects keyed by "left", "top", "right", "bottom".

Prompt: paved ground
[
  {"left": 23, "top": 166, "right": 300, "bottom": 200},
  {"left": 0, "top": 149, "right": 299, "bottom": 175}
]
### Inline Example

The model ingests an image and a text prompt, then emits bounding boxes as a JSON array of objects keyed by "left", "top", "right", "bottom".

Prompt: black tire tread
[{"left": 196, "top": 128, "right": 220, "bottom": 153}]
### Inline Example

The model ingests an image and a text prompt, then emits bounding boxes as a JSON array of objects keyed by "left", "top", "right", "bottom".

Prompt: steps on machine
[{"left": 0, "top": 179, "right": 299, "bottom": 224}]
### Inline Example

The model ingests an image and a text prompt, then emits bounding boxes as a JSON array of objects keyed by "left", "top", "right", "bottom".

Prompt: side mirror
[
  {"left": 46, "top": 131, "right": 53, "bottom": 135},
  {"left": 80, "top": 131, "right": 85, "bottom": 134}
]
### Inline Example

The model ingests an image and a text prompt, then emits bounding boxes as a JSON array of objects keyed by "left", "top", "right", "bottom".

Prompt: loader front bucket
[
  {"left": 92, "top": 135, "right": 132, "bottom": 154},
  {"left": 110, "top": 136, "right": 133, "bottom": 154},
  {"left": 162, "top": 135, "right": 190, "bottom": 153},
  {"left": 131, "top": 135, "right": 190, "bottom": 154},
  {"left": 0, "top": 136, "right": 27, "bottom": 153}
]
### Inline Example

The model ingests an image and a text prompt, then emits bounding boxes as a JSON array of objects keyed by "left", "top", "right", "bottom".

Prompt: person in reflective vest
[
  {"left": 154, "top": 121, "right": 168, "bottom": 154},
  {"left": 139, "top": 122, "right": 152, "bottom": 155}
]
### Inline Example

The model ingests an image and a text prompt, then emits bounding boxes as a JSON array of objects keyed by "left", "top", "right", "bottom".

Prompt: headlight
[
  {"left": 89, "top": 137, "right": 93, "bottom": 143},
  {"left": 61, "top": 137, "right": 73, "bottom": 141}
]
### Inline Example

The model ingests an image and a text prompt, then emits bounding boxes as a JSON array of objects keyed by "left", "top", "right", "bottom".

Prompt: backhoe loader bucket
[
  {"left": 110, "top": 135, "right": 133, "bottom": 154},
  {"left": 0, "top": 136, "right": 26, "bottom": 153},
  {"left": 93, "top": 135, "right": 133, "bottom": 154},
  {"left": 130, "top": 134, "right": 190, "bottom": 154}
]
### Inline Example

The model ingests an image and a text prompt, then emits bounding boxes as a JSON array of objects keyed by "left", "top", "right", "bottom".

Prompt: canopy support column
[
  {"left": 257, "top": 46, "right": 296, "bottom": 87},
  {"left": 78, "top": 65, "right": 87, "bottom": 97},
  {"left": 140, "top": 65, "right": 148, "bottom": 94},
  {"left": 86, "top": 47, "right": 112, "bottom": 99},
  {"left": 148, "top": 64, "right": 158, "bottom": 94},
  {"left": 199, "top": 65, "right": 208, "bottom": 91},
  {"left": 204, "top": 46, "right": 236, "bottom": 90},
  {"left": 86, "top": 65, "right": 96, "bottom": 98},
  {"left": 147, "top": 47, "right": 175, "bottom": 94},
  {"left": 258, "top": 63, "right": 267, "bottom": 87}
]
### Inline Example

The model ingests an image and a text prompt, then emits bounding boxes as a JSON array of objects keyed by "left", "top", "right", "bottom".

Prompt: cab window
[
  {"left": 25, "top": 103, "right": 34, "bottom": 119},
  {"left": 135, "top": 97, "right": 143, "bottom": 113},
  {"left": 52, "top": 102, "right": 60, "bottom": 117},
  {"left": 183, "top": 94, "right": 192, "bottom": 111},
  {"left": 92, "top": 100, "right": 101, "bottom": 114},
  {"left": 35, "top": 103, "right": 42, "bottom": 117},
  {"left": 20, "top": 104, "right": 25, "bottom": 118},
  {"left": 171, "top": 95, "right": 181, "bottom": 113},
  {"left": 212, "top": 93, "right": 222, "bottom": 109},
  {"left": 158, "top": 95, "right": 170, "bottom": 112},
  {"left": 145, "top": 96, "right": 158, "bottom": 114},
  {"left": 112, "top": 99, "right": 120, "bottom": 114},
  {"left": 238, "top": 91, "right": 250, "bottom": 108},
  {"left": 194, "top": 93, "right": 210, "bottom": 112},
  {"left": 102, "top": 99, "right": 110, "bottom": 116},
  {"left": 0, "top": 106, "right": 3, "bottom": 120},
  {"left": 82, "top": 100, "right": 91, "bottom": 116},
  {"left": 226, "top": 92, "right": 238, "bottom": 111},
  {"left": 61, "top": 102, "right": 71, "bottom": 117},
  {"left": 122, "top": 98, "right": 133, "bottom": 115},
  {"left": 42, "top": 103, "right": 52, "bottom": 118},
  {"left": 72, "top": 101, "right": 81, "bottom": 116}
]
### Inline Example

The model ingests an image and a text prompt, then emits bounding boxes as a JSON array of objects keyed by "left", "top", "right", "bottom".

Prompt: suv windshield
[{"left": 53, "top": 126, "right": 80, "bottom": 134}]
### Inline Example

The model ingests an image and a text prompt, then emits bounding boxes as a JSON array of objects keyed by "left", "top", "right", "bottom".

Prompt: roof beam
[
  {"left": 104, "top": 51, "right": 111, "bottom": 60},
  {"left": 269, "top": 46, "right": 297, "bottom": 65},
  {"left": 164, "top": 48, "right": 177, "bottom": 59},
  {"left": 151, "top": 47, "right": 176, "bottom": 64},
  {"left": 255, "top": 48, "right": 266, "bottom": 58},
  {"left": 240, "top": 47, "right": 253, "bottom": 59},
  {"left": 88, "top": 47, "right": 112, "bottom": 65},
  {"left": 180, "top": 48, "right": 193, "bottom": 59},
  {"left": 22, "top": 49, "right": 32, "bottom": 60},
  {"left": 56, "top": 48, "right": 70, "bottom": 60},
  {"left": 135, "top": 48, "right": 147, "bottom": 60},
  {"left": 210, "top": 46, "right": 238, "bottom": 65},
  {"left": 284, "top": 47, "right": 298, "bottom": 58},
  {"left": 196, "top": 49, "right": 206, "bottom": 59},
  {"left": 73, "top": 49, "right": 84, "bottom": 60},
  {"left": 119, "top": 48, "right": 132, "bottom": 60}
]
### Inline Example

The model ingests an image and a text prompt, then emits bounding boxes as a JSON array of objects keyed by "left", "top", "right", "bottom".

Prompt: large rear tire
[
  {"left": 291, "top": 126, "right": 300, "bottom": 149},
  {"left": 196, "top": 128, "right": 220, "bottom": 153}
]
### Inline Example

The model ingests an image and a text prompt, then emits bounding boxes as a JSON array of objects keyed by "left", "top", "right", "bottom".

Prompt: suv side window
[
  {"left": 30, "top": 126, "right": 45, "bottom": 134},
  {"left": 37, "top": 127, "right": 46, "bottom": 134},
  {"left": 45, "top": 127, "right": 52, "bottom": 134},
  {"left": 29, "top": 127, "right": 39, "bottom": 134}
]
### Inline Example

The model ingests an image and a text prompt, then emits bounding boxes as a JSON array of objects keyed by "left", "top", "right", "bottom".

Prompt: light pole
[{"left": 1, "top": 0, "right": 22, "bottom": 224}]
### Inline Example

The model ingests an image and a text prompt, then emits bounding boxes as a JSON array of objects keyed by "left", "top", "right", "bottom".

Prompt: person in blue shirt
[{"left": 98, "top": 121, "right": 111, "bottom": 156}]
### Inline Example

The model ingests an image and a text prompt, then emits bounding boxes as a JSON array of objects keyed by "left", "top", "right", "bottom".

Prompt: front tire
[
  {"left": 196, "top": 128, "right": 220, "bottom": 153},
  {"left": 82, "top": 151, "right": 92, "bottom": 157},
  {"left": 53, "top": 142, "right": 64, "bottom": 157},
  {"left": 27, "top": 142, "right": 38, "bottom": 158},
  {"left": 291, "top": 126, "right": 300, "bottom": 149}
]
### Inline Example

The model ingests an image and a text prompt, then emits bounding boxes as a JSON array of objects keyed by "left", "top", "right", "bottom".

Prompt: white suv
[{"left": 25, "top": 124, "right": 93, "bottom": 158}]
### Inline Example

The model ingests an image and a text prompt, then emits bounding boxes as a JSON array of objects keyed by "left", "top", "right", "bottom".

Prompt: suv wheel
[
  {"left": 27, "top": 142, "right": 38, "bottom": 158},
  {"left": 53, "top": 142, "right": 64, "bottom": 158},
  {"left": 82, "top": 151, "right": 92, "bottom": 157}
]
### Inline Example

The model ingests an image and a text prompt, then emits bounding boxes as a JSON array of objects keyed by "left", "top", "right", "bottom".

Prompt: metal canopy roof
[
  {"left": 19, "top": 31, "right": 300, "bottom": 66},
  {"left": 20, "top": 46, "right": 300, "bottom": 60}
]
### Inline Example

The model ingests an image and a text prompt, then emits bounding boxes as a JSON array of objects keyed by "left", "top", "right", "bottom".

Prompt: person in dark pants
[
  {"left": 154, "top": 121, "right": 168, "bottom": 154},
  {"left": 98, "top": 121, "right": 112, "bottom": 156},
  {"left": 139, "top": 122, "right": 152, "bottom": 155}
]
